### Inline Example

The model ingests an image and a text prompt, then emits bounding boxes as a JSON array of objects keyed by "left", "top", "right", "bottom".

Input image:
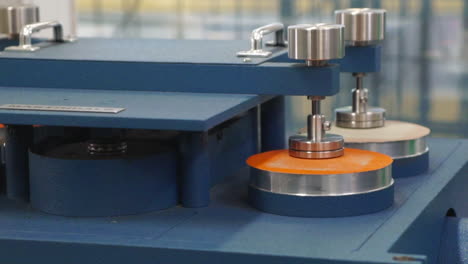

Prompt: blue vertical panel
[
  {"left": 179, "top": 132, "right": 211, "bottom": 208},
  {"left": 5, "top": 125, "right": 32, "bottom": 202},
  {"left": 261, "top": 96, "right": 286, "bottom": 151}
]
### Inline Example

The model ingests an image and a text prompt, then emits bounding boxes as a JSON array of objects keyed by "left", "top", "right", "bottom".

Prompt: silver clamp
[
  {"left": 237, "top": 22, "right": 287, "bottom": 58},
  {"left": 5, "top": 20, "right": 72, "bottom": 52}
]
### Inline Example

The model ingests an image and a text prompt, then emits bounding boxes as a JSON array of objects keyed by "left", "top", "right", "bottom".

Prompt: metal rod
[
  {"left": 352, "top": 73, "right": 367, "bottom": 113},
  {"left": 312, "top": 99, "right": 320, "bottom": 115},
  {"left": 307, "top": 97, "right": 323, "bottom": 142}
]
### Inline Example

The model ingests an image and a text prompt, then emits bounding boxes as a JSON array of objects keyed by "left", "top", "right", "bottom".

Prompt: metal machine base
[
  {"left": 330, "top": 120, "right": 430, "bottom": 178},
  {"left": 28, "top": 140, "right": 178, "bottom": 217},
  {"left": 335, "top": 106, "right": 386, "bottom": 129},
  {"left": 0, "top": 138, "right": 465, "bottom": 264},
  {"left": 247, "top": 148, "right": 394, "bottom": 217},
  {"left": 248, "top": 184, "right": 394, "bottom": 218}
]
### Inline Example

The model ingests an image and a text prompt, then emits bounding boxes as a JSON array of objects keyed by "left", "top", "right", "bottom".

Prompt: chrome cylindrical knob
[
  {"left": 0, "top": 4, "right": 39, "bottom": 37},
  {"left": 288, "top": 23, "right": 345, "bottom": 63},
  {"left": 335, "top": 8, "right": 386, "bottom": 46}
]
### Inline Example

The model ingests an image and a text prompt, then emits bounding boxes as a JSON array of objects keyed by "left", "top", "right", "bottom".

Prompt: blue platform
[
  {"left": 0, "top": 138, "right": 466, "bottom": 264},
  {"left": 0, "top": 39, "right": 339, "bottom": 96},
  {"left": 0, "top": 87, "right": 271, "bottom": 131}
]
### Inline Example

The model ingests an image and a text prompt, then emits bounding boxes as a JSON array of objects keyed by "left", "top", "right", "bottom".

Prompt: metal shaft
[
  {"left": 352, "top": 73, "right": 368, "bottom": 113},
  {"left": 307, "top": 98, "right": 324, "bottom": 142}
]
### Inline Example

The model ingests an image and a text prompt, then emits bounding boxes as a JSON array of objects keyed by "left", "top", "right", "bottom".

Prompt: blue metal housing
[
  {"left": 332, "top": 45, "right": 382, "bottom": 73},
  {"left": 0, "top": 39, "right": 339, "bottom": 96},
  {"left": 0, "top": 138, "right": 465, "bottom": 264},
  {"left": 28, "top": 145, "right": 179, "bottom": 217}
]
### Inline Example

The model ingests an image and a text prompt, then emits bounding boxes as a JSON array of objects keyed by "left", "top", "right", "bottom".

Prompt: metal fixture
[
  {"left": 87, "top": 140, "right": 128, "bottom": 156},
  {"left": 335, "top": 8, "right": 387, "bottom": 129},
  {"left": 335, "top": 8, "right": 386, "bottom": 46},
  {"left": 5, "top": 20, "right": 65, "bottom": 52},
  {"left": 250, "top": 163, "right": 392, "bottom": 196},
  {"left": 0, "top": 104, "right": 125, "bottom": 114},
  {"left": 287, "top": 23, "right": 345, "bottom": 159},
  {"left": 237, "top": 22, "right": 287, "bottom": 58},
  {"left": 0, "top": 4, "right": 39, "bottom": 38}
]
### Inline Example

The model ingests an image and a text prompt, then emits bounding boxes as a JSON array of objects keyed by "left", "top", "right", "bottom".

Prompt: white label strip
[{"left": 0, "top": 104, "right": 125, "bottom": 114}]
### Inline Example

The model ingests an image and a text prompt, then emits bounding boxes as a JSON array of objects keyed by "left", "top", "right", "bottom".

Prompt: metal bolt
[{"left": 323, "top": 121, "right": 331, "bottom": 131}]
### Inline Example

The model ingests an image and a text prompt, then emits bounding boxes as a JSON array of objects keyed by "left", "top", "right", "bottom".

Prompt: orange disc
[{"left": 247, "top": 148, "right": 393, "bottom": 175}]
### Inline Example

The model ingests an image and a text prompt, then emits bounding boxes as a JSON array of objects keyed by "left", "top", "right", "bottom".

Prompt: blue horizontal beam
[
  {"left": 0, "top": 60, "right": 339, "bottom": 96},
  {"left": 332, "top": 45, "right": 382, "bottom": 73},
  {"left": 0, "top": 39, "right": 339, "bottom": 96}
]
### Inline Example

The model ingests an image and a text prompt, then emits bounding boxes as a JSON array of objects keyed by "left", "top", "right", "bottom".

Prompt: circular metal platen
[
  {"left": 288, "top": 23, "right": 345, "bottom": 62},
  {"left": 335, "top": 8, "right": 386, "bottom": 46},
  {"left": 329, "top": 120, "right": 430, "bottom": 159},
  {"left": 0, "top": 4, "right": 39, "bottom": 36},
  {"left": 247, "top": 148, "right": 393, "bottom": 197},
  {"left": 289, "top": 134, "right": 344, "bottom": 159},
  {"left": 335, "top": 106, "right": 386, "bottom": 128}
]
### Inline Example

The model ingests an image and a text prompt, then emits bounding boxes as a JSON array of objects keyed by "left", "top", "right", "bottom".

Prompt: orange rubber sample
[{"left": 247, "top": 148, "right": 393, "bottom": 175}]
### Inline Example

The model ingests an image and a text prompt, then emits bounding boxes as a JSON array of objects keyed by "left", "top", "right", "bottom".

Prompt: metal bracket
[
  {"left": 237, "top": 22, "right": 287, "bottom": 58},
  {"left": 4, "top": 20, "right": 74, "bottom": 52}
]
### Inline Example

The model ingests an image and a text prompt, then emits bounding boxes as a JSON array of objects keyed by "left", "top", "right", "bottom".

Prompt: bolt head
[{"left": 323, "top": 121, "right": 332, "bottom": 131}]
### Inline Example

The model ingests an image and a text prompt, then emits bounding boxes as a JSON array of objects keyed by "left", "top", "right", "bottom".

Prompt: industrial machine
[
  {"left": 330, "top": 8, "right": 430, "bottom": 178},
  {"left": 0, "top": 3, "right": 466, "bottom": 264}
]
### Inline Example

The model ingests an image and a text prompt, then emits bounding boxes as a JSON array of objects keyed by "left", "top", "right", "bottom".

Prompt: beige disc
[{"left": 328, "top": 120, "right": 430, "bottom": 143}]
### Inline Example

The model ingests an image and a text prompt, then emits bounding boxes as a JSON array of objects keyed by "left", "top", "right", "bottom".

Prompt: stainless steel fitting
[
  {"left": 287, "top": 23, "right": 345, "bottom": 159},
  {"left": 334, "top": 9, "right": 387, "bottom": 129},
  {"left": 0, "top": 4, "right": 39, "bottom": 38},
  {"left": 288, "top": 23, "right": 345, "bottom": 65},
  {"left": 335, "top": 8, "right": 386, "bottom": 46}
]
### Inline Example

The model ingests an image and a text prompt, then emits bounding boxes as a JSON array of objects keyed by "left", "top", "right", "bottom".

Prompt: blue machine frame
[{"left": 0, "top": 38, "right": 466, "bottom": 264}]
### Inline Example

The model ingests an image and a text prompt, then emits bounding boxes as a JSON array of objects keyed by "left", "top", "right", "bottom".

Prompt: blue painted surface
[
  {"left": 0, "top": 39, "right": 339, "bottom": 96},
  {"left": 28, "top": 144, "right": 178, "bottom": 217},
  {"left": 0, "top": 38, "right": 280, "bottom": 65},
  {"left": 179, "top": 108, "right": 258, "bottom": 207},
  {"left": 261, "top": 96, "right": 287, "bottom": 151},
  {"left": 393, "top": 151, "right": 429, "bottom": 178},
  {"left": 0, "top": 138, "right": 465, "bottom": 264},
  {"left": 438, "top": 218, "right": 468, "bottom": 264},
  {"left": 4, "top": 125, "right": 32, "bottom": 202},
  {"left": 0, "top": 87, "right": 271, "bottom": 131},
  {"left": 269, "top": 46, "right": 381, "bottom": 74},
  {"left": 331, "top": 45, "right": 382, "bottom": 73},
  {"left": 249, "top": 184, "right": 394, "bottom": 218}
]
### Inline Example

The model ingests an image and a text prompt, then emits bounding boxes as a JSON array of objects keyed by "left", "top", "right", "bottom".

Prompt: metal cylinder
[
  {"left": 288, "top": 23, "right": 345, "bottom": 62},
  {"left": 0, "top": 4, "right": 39, "bottom": 37},
  {"left": 335, "top": 8, "right": 386, "bottom": 46}
]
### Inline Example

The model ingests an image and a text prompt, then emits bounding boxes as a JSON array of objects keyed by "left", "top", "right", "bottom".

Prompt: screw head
[{"left": 323, "top": 121, "right": 331, "bottom": 131}]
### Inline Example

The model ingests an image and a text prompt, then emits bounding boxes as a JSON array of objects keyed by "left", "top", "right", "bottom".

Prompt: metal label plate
[{"left": 0, "top": 104, "right": 125, "bottom": 114}]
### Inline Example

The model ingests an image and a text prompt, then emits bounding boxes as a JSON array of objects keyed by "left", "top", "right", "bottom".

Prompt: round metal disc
[
  {"left": 335, "top": 106, "right": 386, "bottom": 129},
  {"left": 247, "top": 148, "right": 393, "bottom": 197},
  {"left": 289, "top": 148, "right": 344, "bottom": 159},
  {"left": 289, "top": 134, "right": 344, "bottom": 152},
  {"left": 329, "top": 120, "right": 431, "bottom": 159}
]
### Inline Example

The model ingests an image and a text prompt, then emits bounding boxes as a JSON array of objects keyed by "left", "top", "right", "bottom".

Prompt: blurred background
[{"left": 7, "top": 0, "right": 468, "bottom": 138}]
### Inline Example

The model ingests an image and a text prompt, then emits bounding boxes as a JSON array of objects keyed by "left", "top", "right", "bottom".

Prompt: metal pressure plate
[
  {"left": 288, "top": 23, "right": 345, "bottom": 61},
  {"left": 335, "top": 8, "right": 386, "bottom": 46}
]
